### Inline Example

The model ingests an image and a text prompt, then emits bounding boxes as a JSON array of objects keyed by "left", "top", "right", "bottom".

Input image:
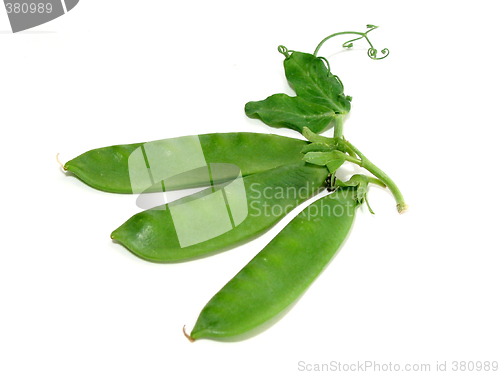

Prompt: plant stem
[
  {"left": 333, "top": 115, "right": 344, "bottom": 138},
  {"left": 346, "top": 142, "right": 407, "bottom": 213},
  {"left": 363, "top": 159, "right": 407, "bottom": 213},
  {"left": 343, "top": 154, "right": 362, "bottom": 166},
  {"left": 367, "top": 177, "right": 386, "bottom": 188}
]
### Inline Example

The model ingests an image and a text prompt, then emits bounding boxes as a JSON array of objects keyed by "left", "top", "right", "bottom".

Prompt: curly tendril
[
  {"left": 367, "top": 47, "right": 389, "bottom": 60},
  {"left": 312, "top": 56, "right": 346, "bottom": 89},
  {"left": 317, "top": 56, "right": 331, "bottom": 75},
  {"left": 342, "top": 36, "right": 363, "bottom": 49},
  {"left": 333, "top": 75, "right": 344, "bottom": 91},
  {"left": 277, "top": 45, "right": 292, "bottom": 58},
  {"left": 313, "top": 24, "right": 390, "bottom": 61}
]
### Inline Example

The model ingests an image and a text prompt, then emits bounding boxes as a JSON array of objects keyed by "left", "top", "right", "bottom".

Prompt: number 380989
[{"left": 5, "top": 3, "right": 53, "bottom": 14}]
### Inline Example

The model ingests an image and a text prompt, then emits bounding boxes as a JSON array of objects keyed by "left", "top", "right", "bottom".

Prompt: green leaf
[
  {"left": 334, "top": 174, "right": 373, "bottom": 213},
  {"left": 326, "top": 159, "right": 345, "bottom": 174},
  {"left": 245, "top": 51, "right": 351, "bottom": 135},
  {"left": 284, "top": 52, "right": 351, "bottom": 114},
  {"left": 245, "top": 94, "right": 337, "bottom": 134},
  {"left": 303, "top": 149, "right": 345, "bottom": 186}
]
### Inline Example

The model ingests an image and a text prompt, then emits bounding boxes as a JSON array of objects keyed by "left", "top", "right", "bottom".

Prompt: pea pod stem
[
  {"left": 345, "top": 147, "right": 357, "bottom": 158},
  {"left": 366, "top": 176, "right": 386, "bottom": 189},
  {"left": 344, "top": 141, "right": 408, "bottom": 213},
  {"left": 343, "top": 154, "right": 362, "bottom": 166}
]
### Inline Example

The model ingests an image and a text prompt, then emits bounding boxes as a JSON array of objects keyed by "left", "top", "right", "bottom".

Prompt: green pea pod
[
  {"left": 111, "top": 162, "right": 329, "bottom": 262},
  {"left": 64, "top": 133, "right": 307, "bottom": 194},
  {"left": 189, "top": 187, "right": 358, "bottom": 340}
]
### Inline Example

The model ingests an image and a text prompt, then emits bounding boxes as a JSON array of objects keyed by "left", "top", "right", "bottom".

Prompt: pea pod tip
[
  {"left": 110, "top": 230, "right": 121, "bottom": 241},
  {"left": 183, "top": 325, "right": 195, "bottom": 343},
  {"left": 56, "top": 153, "right": 67, "bottom": 171}
]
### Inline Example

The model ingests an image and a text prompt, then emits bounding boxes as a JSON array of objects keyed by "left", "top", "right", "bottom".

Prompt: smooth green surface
[
  {"left": 245, "top": 51, "right": 350, "bottom": 134},
  {"left": 191, "top": 189, "right": 358, "bottom": 339},
  {"left": 65, "top": 133, "right": 307, "bottom": 194},
  {"left": 111, "top": 162, "right": 329, "bottom": 262}
]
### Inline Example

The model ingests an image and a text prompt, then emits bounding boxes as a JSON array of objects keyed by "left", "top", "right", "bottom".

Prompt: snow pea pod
[
  {"left": 188, "top": 187, "right": 358, "bottom": 340},
  {"left": 111, "top": 162, "right": 328, "bottom": 262},
  {"left": 64, "top": 133, "right": 307, "bottom": 194}
]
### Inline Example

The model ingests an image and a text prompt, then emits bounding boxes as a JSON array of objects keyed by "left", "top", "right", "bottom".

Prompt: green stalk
[
  {"left": 346, "top": 142, "right": 408, "bottom": 213},
  {"left": 367, "top": 177, "right": 387, "bottom": 188},
  {"left": 333, "top": 115, "right": 344, "bottom": 138},
  {"left": 330, "top": 116, "right": 405, "bottom": 211}
]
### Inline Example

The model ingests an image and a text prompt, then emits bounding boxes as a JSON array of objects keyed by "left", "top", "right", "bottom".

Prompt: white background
[{"left": 1, "top": 1, "right": 499, "bottom": 374}]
